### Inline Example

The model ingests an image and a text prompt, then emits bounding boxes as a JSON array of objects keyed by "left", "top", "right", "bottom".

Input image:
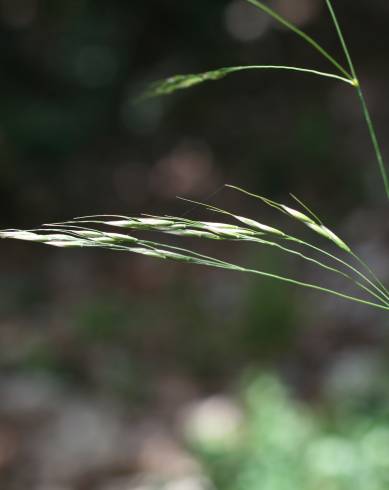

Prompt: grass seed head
[
  {"left": 235, "top": 216, "right": 285, "bottom": 236},
  {"left": 49, "top": 239, "right": 89, "bottom": 248},
  {"left": 107, "top": 218, "right": 174, "bottom": 229},
  {"left": 1, "top": 231, "right": 76, "bottom": 243},
  {"left": 281, "top": 205, "right": 315, "bottom": 224},
  {"left": 307, "top": 223, "right": 350, "bottom": 252}
]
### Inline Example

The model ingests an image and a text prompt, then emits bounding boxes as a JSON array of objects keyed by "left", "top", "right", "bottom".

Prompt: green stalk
[
  {"left": 219, "top": 65, "right": 353, "bottom": 85},
  {"left": 325, "top": 0, "right": 389, "bottom": 199},
  {"left": 351, "top": 251, "right": 389, "bottom": 299},
  {"left": 356, "top": 88, "right": 389, "bottom": 199},
  {"left": 215, "top": 263, "right": 389, "bottom": 312},
  {"left": 105, "top": 244, "right": 389, "bottom": 311},
  {"left": 247, "top": 236, "right": 389, "bottom": 307},
  {"left": 288, "top": 236, "right": 389, "bottom": 306},
  {"left": 246, "top": 0, "right": 353, "bottom": 81}
]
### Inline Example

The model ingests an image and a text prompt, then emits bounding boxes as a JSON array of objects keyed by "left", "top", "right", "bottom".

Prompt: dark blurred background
[{"left": 2, "top": 1, "right": 389, "bottom": 489}]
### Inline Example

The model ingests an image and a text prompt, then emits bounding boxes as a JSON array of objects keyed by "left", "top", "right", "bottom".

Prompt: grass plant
[{"left": 1, "top": 0, "right": 388, "bottom": 313}]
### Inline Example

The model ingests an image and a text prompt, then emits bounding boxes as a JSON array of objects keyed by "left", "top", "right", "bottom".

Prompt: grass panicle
[
  {"left": 2, "top": 186, "right": 389, "bottom": 312},
  {"left": 1, "top": 1, "right": 388, "bottom": 317}
]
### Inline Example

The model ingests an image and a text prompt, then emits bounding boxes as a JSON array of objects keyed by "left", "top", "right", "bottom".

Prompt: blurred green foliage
[{"left": 193, "top": 374, "right": 389, "bottom": 490}]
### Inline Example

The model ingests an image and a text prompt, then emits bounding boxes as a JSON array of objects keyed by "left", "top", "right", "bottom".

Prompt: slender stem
[
  {"left": 356, "top": 87, "right": 389, "bottom": 199},
  {"left": 324, "top": 0, "right": 357, "bottom": 79},
  {"left": 356, "top": 281, "right": 389, "bottom": 307},
  {"left": 325, "top": 0, "right": 389, "bottom": 199},
  {"left": 288, "top": 236, "right": 389, "bottom": 306},
  {"left": 247, "top": 236, "right": 389, "bottom": 307},
  {"left": 351, "top": 251, "right": 389, "bottom": 299},
  {"left": 134, "top": 244, "right": 389, "bottom": 311},
  {"left": 126, "top": 237, "right": 389, "bottom": 311},
  {"left": 246, "top": 0, "right": 353, "bottom": 81},
  {"left": 228, "top": 65, "right": 353, "bottom": 85},
  {"left": 235, "top": 264, "right": 389, "bottom": 311}
]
